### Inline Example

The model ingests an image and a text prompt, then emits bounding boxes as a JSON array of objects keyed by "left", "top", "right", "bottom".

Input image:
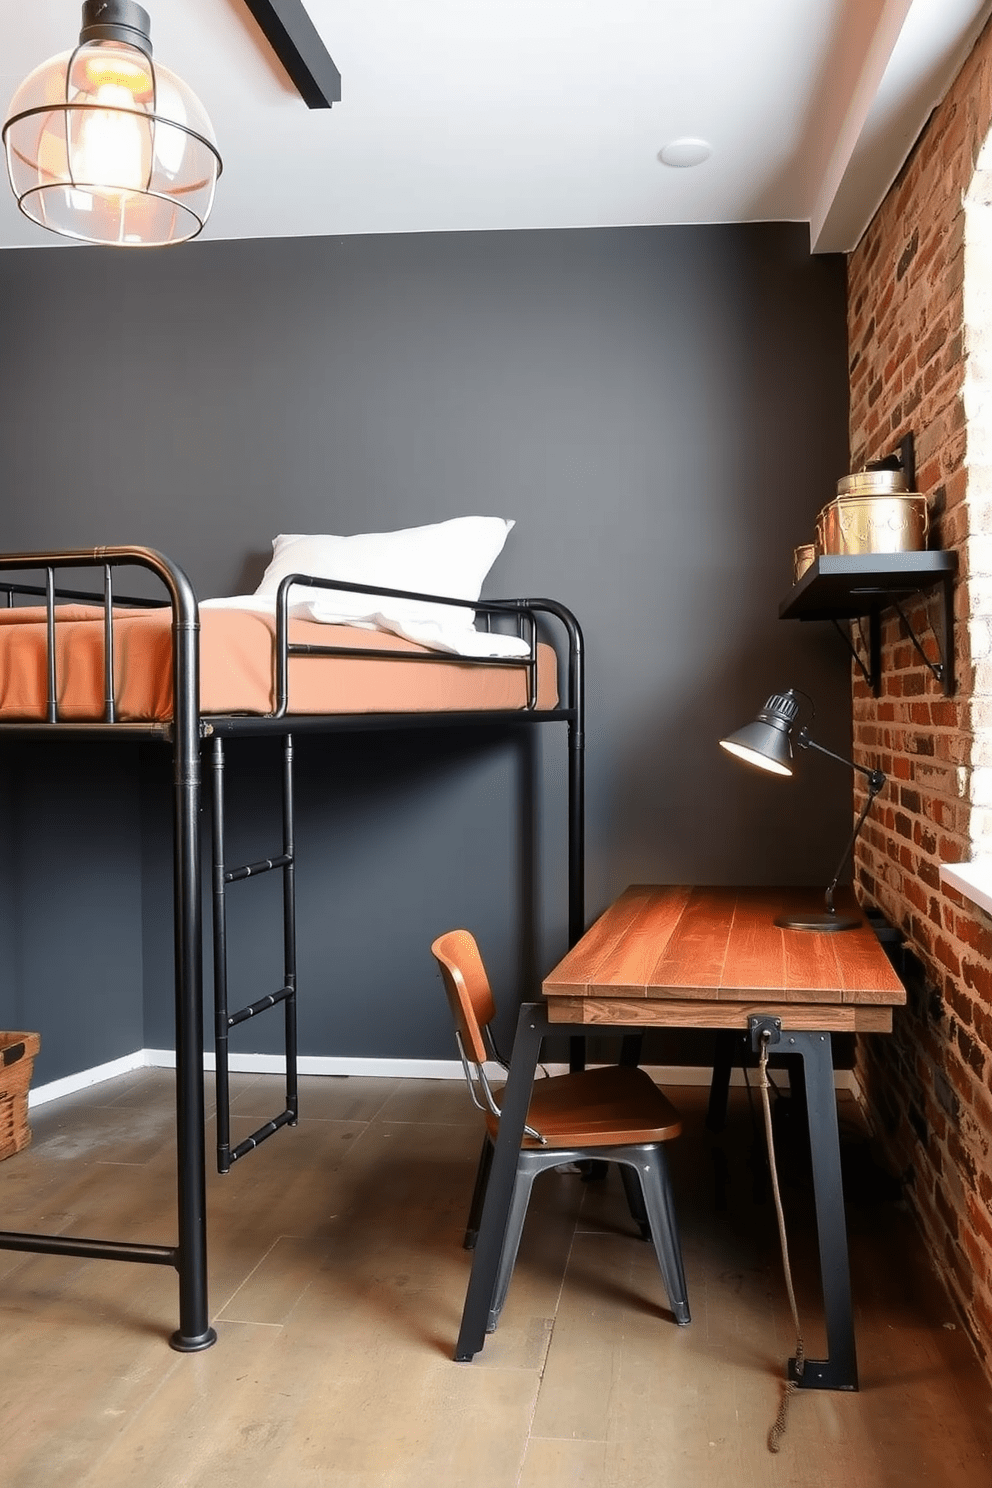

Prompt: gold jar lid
[{"left": 837, "top": 469, "right": 908, "bottom": 497}]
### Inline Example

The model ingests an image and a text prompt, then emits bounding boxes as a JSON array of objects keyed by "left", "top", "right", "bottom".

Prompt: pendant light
[{"left": 3, "top": 1, "right": 222, "bottom": 247}]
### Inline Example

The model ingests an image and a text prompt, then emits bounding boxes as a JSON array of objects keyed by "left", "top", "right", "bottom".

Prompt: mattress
[{"left": 0, "top": 604, "right": 558, "bottom": 721}]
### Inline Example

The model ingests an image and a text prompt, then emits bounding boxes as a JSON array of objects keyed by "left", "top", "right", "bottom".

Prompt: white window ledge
[{"left": 940, "top": 860, "right": 992, "bottom": 917}]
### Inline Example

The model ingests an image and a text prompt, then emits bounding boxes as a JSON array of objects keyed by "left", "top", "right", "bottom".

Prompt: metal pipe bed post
[
  {"left": 282, "top": 733, "right": 299, "bottom": 1126},
  {"left": 564, "top": 613, "right": 585, "bottom": 949},
  {"left": 533, "top": 600, "right": 586, "bottom": 1070},
  {"left": 163, "top": 553, "right": 217, "bottom": 1352},
  {"left": 44, "top": 568, "right": 57, "bottom": 722},
  {"left": 212, "top": 735, "right": 233, "bottom": 1175},
  {"left": 514, "top": 598, "right": 585, "bottom": 945}
]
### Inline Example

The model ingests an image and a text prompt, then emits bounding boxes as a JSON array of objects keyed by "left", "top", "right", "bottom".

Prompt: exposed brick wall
[{"left": 847, "top": 19, "right": 992, "bottom": 1372}]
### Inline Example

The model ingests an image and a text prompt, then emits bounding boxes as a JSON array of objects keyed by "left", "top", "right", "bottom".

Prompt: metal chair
[{"left": 431, "top": 929, "right": 691, "bottom": 1334}]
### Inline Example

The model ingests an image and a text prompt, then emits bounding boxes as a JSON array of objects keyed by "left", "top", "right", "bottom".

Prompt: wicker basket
[{"left": 0, "top": 1032, "right": 40, "bottom": 1160}]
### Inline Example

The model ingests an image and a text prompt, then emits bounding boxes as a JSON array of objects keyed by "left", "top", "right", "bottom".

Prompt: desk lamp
[{"left": 719, "top": 688, "right": 886, "bottom": 932}]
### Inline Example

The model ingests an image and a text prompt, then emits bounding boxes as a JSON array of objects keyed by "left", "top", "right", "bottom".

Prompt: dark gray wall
[
  {"left": 0, "top": 224, "right": 852, "bottom": 1079},
  {"left": 0, "top": 741, "right": 145, "bottom": 1078}
]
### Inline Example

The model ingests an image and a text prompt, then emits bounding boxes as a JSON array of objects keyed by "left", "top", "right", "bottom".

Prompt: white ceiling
[{"left": 2, "top": 0, "right": 991, "bottom": 254}]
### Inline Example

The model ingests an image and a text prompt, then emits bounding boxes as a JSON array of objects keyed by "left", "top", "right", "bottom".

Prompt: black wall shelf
[{"left": 779, "top": 551, "right": 958, "bottom": 696}]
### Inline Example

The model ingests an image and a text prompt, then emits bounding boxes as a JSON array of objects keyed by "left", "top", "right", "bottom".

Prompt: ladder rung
[
  {"left": 227, "top": 1109, "right": 296, "bottom": 1165},
  {"left": 0, "top": 1230, "right": 176, "bottom": 1265},
  {"left": 225, "top": 853, "right": 292, "bottom": 883},
  {"left": 228, "top": 985, "right": 293, "bottom": 1028}
]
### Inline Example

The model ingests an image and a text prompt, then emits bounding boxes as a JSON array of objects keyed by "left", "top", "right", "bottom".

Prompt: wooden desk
[{"left": 454, "top": 885, "right": 906, "bottom": 1389}]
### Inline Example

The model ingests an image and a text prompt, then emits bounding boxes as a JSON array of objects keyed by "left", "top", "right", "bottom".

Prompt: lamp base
[{"left": 774, "top": 912, "right": 862, "bottom": 933}]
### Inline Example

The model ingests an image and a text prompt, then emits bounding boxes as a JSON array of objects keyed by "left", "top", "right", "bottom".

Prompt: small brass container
[{"left": 793, "top": 543, "right": 817, "bottom": 583}]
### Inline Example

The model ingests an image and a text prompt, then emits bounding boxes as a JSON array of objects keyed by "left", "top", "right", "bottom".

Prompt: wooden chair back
[{"left": 431, "top": 929, "right": 496, "bottom": 1067}]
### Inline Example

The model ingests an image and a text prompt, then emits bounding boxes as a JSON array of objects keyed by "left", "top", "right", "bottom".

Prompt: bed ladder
[{"left": 211, "top": 733, "right": 299, "bottom": 1174}]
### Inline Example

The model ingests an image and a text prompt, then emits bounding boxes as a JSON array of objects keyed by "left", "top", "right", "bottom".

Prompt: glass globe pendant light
[{"left": 3, "top": 1, "right": 222, "bottom": 247}]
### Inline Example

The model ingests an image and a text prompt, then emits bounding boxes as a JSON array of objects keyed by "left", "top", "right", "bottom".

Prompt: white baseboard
[
  {"left": 143, "top": 1049, "right": 465, "bottom": 1081},
  {"left": 29, "top": 1050, "right": 862, "bottom": 1107},
  {"left": 28, "top": 1050, "right": 149, "bottom": 1108}
]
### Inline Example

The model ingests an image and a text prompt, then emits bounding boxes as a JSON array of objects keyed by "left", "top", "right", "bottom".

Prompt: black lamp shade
[
  {"left": 719, "top": 690, "right": 800, "bottom": 776},
  {"left": 718, "top": 686, "right": 887, "bottom": 932}
]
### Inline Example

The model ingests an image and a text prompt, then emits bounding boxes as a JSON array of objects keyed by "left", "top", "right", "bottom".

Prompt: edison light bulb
[{"left": 72, "top": 82, "right": 145, "bottom": 189}]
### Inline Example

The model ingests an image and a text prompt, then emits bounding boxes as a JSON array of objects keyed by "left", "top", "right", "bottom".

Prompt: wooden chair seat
[{"left": 489, "top": 1063, "right": 683, "bottom": 1148}]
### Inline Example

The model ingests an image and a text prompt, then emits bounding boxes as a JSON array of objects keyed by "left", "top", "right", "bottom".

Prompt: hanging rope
[{"left": 758, "top": 1030, "right": 806, "bottom": 1452}]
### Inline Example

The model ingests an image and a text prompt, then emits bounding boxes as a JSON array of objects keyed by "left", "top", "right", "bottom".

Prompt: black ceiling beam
[{"left": 242, "top": 0, "right": 341, "bottom": 109}]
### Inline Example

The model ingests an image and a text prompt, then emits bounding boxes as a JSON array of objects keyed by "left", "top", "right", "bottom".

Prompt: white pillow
[{"left": 253, "top": 516, "right": 515, "bottom": 635}]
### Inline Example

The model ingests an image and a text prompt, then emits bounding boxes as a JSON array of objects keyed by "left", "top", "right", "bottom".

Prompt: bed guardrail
[
  {"left": 272, "top": 572, "right": 543, "bottom": 716},
  {"left": 0, "top": 559, "right": 170, "bottom": 728}
]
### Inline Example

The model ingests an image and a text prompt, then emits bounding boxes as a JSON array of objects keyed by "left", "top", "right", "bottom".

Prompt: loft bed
[{"left": 0, "top": 545, "right": 585, "bottom": 1352}]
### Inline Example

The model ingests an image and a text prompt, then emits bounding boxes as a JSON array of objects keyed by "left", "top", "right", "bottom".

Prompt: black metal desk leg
[
  {"left": 454, "top": 1002, "right": 547, "bottom": 1361},
  {"left": 789, "top": 1030, "right": 858, "bottom": 1391},
  {"left": 705, "top": 1030, "right": 741, "bottom": 1132}
]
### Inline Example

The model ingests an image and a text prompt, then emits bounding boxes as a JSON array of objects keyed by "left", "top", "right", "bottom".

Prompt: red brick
[
  {"left": 969, "top": 1195, "right": 992, "bottom": 1254},
  {"left": 954, "top": 915, "right": 992, "bottom": 959},
  {"left": 962, "top": 958, "right": 992, "bottom": 1001},
  {"left": 935, "top": 1179, "right": 962, "bottom": 1240}
]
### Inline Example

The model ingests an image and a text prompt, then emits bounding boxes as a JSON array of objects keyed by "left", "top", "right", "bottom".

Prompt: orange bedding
[{"left": 0, "top": 604, "right": 558, "bottom": 721}]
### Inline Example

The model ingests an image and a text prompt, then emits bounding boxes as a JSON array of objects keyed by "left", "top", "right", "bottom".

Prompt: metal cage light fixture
[{"left": 2, "top": 0, "right": 222, "bottom": 247}]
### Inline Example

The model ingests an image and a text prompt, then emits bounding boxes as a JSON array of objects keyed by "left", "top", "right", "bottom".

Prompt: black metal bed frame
[{"left": 0, "top": 547, "right": 585, "bottom": 1351}]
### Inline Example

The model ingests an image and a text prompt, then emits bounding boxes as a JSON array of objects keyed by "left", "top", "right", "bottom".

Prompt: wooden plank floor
[{"left": 0, "top": 1070, "right": 990, "bottom": 1486}]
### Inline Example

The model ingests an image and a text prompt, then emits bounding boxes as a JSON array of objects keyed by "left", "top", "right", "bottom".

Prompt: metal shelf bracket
[
  {"left": 780, "top": 553, "right": 956, "bottom": 698},
  {"left": 833, "top": 577, "right": 953, "bottom": 697},
  {"left": 891, "top": 595, "right": 951, "bottom": 692},
  {"left": 831, "top": 617, "right": 874, "bottom": 691}
]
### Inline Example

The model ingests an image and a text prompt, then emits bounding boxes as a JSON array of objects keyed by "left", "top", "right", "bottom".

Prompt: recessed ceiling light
[{"left": 658, "top": 138, "right": 712, "bottom": 169}]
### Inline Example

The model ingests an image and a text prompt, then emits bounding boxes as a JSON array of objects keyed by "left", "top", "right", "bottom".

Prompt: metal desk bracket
[{"left": 748, "top": 1015, "right": 782, "bottom": 1049}]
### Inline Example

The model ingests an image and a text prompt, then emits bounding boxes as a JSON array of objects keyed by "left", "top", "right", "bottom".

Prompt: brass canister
[{"left": 817, "top": 493, "right": 928, "bottom": 555}]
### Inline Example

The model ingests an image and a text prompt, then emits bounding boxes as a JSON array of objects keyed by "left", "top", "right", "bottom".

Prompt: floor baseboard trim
[
  {"left": 28, "top": 1050, "right": 149, "bottom": 1109},
  {"left": 30, "top": 1050, "right": 862, "bottom": 1105},
  {"left": 142, "top": 1050, "right": 466, "bottom": 1080}
]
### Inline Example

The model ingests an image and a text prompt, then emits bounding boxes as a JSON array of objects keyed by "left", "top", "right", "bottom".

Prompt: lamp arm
[
  {"left": 795, "top": 728, "right": 887, "bottom": 915},
  {"left": 821, "top": 778, "right": 883, "bottom": 915},
  {"left": 797, "top": 728, "right": 887, "bottom": 792}
]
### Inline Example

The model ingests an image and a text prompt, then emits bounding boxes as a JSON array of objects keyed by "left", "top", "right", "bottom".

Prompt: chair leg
[
  {"left": 487, "top": 1159, "right": 539, "bottom": 1333},
  {"left": 622, "top": 1147, "right": 690, "bottom": 1326},
  {"left": 618, "top": 1162, "right": 652, "bottom": 1239},
  {"left": 464, "top": 1136, "right": 494, "bottom": 1251}
]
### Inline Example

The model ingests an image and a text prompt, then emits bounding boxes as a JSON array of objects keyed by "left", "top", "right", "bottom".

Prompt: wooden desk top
[{"left": 542, "top": 885, "right": 907, "bottom": 1033}]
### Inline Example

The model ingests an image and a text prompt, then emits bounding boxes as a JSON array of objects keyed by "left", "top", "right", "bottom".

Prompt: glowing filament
[{"left": 72, "top": 84, "right": 146, "bottom": 190}]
